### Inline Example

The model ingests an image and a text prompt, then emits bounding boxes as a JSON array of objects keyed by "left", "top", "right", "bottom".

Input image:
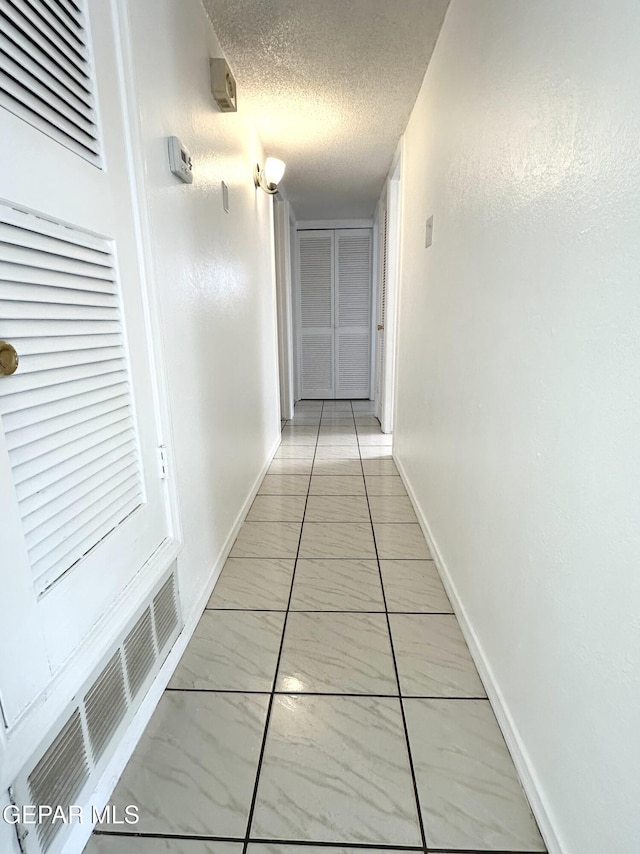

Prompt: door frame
[{"left": 273, "top": 198, "right": 295, "bottom": 419}]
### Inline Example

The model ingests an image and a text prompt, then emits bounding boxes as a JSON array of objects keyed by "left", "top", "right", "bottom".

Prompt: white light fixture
[{"left": 254, "top": 157, "right": 286, "bottom": 194}]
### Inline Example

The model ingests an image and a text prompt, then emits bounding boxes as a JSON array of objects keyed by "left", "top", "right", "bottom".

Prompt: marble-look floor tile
[
  {"left": 312, "top": 458, "right": 363, "bottom": 476},
  {"left": 365, "top": 475, "right": 407, "bottom": 496},
  {"left": 230, "top": 521, "right": 301, "bottom": 558},
  {"left": 249, "top": 847, "right": 406, "bottom": 854},
  {"left": 277, "top": 612, "right": 396, "bottom": 694},
  {"left": 280, "top": 431, "right": 318, "bottom": 446},
  {"left": 309, "top": 475, "right": 365, "bottom": 495},
  {"left": 299, "top": 522, "right": 376, "bottom": 558},
  {"left": 169, "top": 610, "right": 284, "bottom": 691},
  {"left": 368, "top": 495, "right": 417, "bottom": 523},
  {"left": 102, "top": 692, "right": 268, "bottom": 837},
  {"left": 351, "top": 400, "right": 376, "bottom": 411},
  {"left": 251, "top": 695, "right": 422, "bottom": 844},
  {"left": 317, "top": 433, "right": 359, "bottom": 446},
  {"left": 268, "top": 457, "right": 314, "bottom": 475},
  {"left": 404, "top": 699, "right": 545, "bottom": 851},
  {"left": 358, "top": 433, "right": 393, "bottom": 446},
  {"left": 305, "top": 495, "right": 370, "bottom": 522},
  {"left": 86, "top": 838, "right": 241, "bottom": 854},
  {"left": 259, "top": 475, "right": 310, "bottom": 495},
  {"left": 290, "top": 559, "right": 385, "bottom": 611},
  {"left": 314, "top": 445, "right": 360, "bottom": 460},
  {"left": 380, "top": 560, "right": 452, "bottom": 613},
  {"left": 373, "top": 523, "right": 431, "bottom": 559},
  {"left": 274, "top": 444, "right": 316, "bottom": 460},
  {"left": 390, "top": 615, "right": 486, "bottom": 697},
  {"left": 362, "top": 458, "right": 399, "bottom": 476},
  {"left": 247, "top": 495, "right": 307, "bottom": 523},
  {"left": 359, "top": 445, "right": 394, "bottom": 459},
  {"left": 207, "top": 557, "right": 294, "bottom": 609}
]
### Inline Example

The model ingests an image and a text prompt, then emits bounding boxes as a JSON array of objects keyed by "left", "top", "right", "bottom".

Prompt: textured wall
[
  {"left": 127, "top": 0, "right": 280, "bottom": 614},
  {"left": 394, "top": 1, "right": 640, "bottom": 852}
]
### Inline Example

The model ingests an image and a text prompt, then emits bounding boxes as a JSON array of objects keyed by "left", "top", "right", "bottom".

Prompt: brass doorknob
[
  {"left": 0, "top": 341, "right": 19, "bottom": 376},
  {"left": 377, "top": 324, "right": 384, "bottom": 331}
]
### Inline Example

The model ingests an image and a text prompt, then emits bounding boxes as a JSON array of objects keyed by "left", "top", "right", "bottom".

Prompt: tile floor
[{"left": 86, "top": 400, "right": 545, "bottom": 854}]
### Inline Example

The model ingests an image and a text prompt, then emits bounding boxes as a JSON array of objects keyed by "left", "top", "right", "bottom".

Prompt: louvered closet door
[
  {"left": 335, "top": 229, "right": 372, "bottom": 399},
  {"left": 0, "top": 0, "right": 169, "bottom": 725},
  {"left": 297, "top": 230, "right": 334, "bottom": 398}
]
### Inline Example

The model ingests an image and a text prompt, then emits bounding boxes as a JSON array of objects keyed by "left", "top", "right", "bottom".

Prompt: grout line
[
  {"left": 205, "top": 608, "right": 452, "bottom": 615},
  {"left": 165, "top": 687, "right": 488, "bottom": 700},
  {"left": 353, "top": 401, "right": 430, "bottom": 854},
  {"left": 241, "top": 400, "right": 324, "bottom": 854}
]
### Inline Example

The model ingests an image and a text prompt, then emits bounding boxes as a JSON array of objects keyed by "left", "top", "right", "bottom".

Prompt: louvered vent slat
[
  {"left": 302, "top": 333, "right": 333, "bottom": 393},
  {"left": 0, "top": 0, "right": 102, "bottom": 165},
  {"left": 28, "top": 708, "right": 89, "bottom": 851},
  {"left": 299, "top": 233, "right": 333, "bottom": 329},
  {"left": 337, "top": 234, "right": 371, "bottom": 327},
  {"left": 0, "top": 207, "right": 143, "bottom": 593},
  {"left": 153, "top": 573, "right": 179, "bottom": 651},
  {"left": 338, "top": 332, "right": 370, "bottom": 397},
  {"left": 124, "top": 608, "right": 156, "bottom": 699},
  {"left": 85, "top": 651, "right": 127, "bottom": 763}
]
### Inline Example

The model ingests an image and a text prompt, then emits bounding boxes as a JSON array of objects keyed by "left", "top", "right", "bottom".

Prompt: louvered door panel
[
  {"left": 297, "top": 230, "right": 334, "bottom": 398},
  {"left": 335, "top": 229, "right": 372, "bottom": 399},
  {"left": 0, "top": 205, "right": 144, "bottom": 594},
  {"left": 0, "top": 0, "right": 101, "bottom": 164}
]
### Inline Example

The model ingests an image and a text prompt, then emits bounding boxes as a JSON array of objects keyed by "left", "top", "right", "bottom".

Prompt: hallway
[{"left": 86, "top": 401, "right": 544, "bottom": 853}]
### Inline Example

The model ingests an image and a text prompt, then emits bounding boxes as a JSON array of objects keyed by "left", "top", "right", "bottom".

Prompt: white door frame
[{"left": 273, "top": 199, "right": 295, "bottom": 419}]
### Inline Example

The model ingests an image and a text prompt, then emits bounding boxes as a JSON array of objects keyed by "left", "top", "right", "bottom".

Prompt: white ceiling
[{"left": 202, "top": 0, "right": 450, "bottom": 220}]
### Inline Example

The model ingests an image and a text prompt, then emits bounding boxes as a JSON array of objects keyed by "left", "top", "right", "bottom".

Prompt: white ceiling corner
[{"left": 202, "top": 0, "right": 450, "bottom": 220}]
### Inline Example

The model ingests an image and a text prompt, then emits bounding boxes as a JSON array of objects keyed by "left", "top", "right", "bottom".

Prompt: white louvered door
[
  {"left": 297, "top": 230, "right": 334, "bottom": 398},
  {"left": 0, "top": 0, "right": 169, "bottom": 725},
  {"left": 296, "top": 229, "right": 372, "bottom": 400},
  {"left": 335, "top": 229, "right": 372, "bottom": 399}
]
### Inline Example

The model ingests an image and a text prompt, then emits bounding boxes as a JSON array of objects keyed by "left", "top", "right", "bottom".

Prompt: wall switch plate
[
  {"left": 222, "top": 181, "right": 229, "bottom": 213},
  {"left": 425, "top": 214, "right": 434, "bottom": 248},
  {"left": 168, "top": 136, "right": 193, "bottom": 184}
]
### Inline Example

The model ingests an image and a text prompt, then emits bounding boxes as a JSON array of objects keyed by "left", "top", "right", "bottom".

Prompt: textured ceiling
[{"left": 202, "top": 0, "right": 450, "bottom": 220}]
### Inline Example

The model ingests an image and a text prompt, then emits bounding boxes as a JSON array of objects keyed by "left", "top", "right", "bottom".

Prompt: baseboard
[
  {"left": 393, "top": 452, "right": 564, "bottom": 854},
  {"left": 64, "top": 431, "right": 282, "bottom": 854}
]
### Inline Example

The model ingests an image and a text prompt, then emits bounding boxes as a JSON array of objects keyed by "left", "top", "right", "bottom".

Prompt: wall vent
[{"left": 10, "top": 565, "right": 182, "bottom": 854}]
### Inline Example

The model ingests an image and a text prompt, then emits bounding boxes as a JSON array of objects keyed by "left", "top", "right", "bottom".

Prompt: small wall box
[
  {"left": 210, "top": 58, "right": 237, "bottom": 112},
  {"left": 168, "top": 136, "right": 193, "bottom": 184}
]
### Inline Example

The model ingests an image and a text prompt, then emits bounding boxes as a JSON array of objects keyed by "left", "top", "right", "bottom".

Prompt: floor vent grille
[{"left": 11, "top": 564, "right": 181, "bottom": 854}]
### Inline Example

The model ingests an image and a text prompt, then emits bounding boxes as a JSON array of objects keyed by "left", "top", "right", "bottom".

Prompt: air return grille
[
  {"left": 0, "top": 204, "right": 144, "bottom": 595},
  {"left": 28, "top": 710, "right": 89, "bottom": 852},
  {"left": 12, "top": 567, "right": 182, "bottom": 854},
  {"left": 0, "top": 0, "right": 102, "bottom": 164}
]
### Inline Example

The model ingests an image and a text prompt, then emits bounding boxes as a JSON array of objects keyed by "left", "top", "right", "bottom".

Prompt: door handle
[
  {"left": 0, "top": 341, "right": 19, "bottom": 376},
  {"left": 377, "top": 324, "right": 384, "bottom": 331}
]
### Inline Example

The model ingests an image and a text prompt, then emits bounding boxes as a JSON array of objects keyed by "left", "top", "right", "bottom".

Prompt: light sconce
[{"left": 254, "top": 157, "right": 286, "bottom": 194}]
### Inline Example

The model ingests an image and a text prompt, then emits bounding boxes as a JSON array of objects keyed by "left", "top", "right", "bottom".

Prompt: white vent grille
[
  {"left": 124, "top": 607, "right": 155, "bottom": 699},
  {"left": 337, "top": 232, "right": 371, "bottom": 327},
  {"left": 0, "top": 205, "right": 144, "bottom": 594},
  {"left": 301, "top": 332, "right": 333, "bottom": 395},
  {"left": 153, "top": 573, "right": 178, "bottom": 651},
  {"left": 28, "top": 709, "right": 89, "bottom": 852},
  {"left": 299, "top": 232, "right": 333, "bottom": 328},
  {"left": 0, "top": 0, "right": 102, "bottom": 165},
  {"left": 337, "top": 332, "right": 370, "bottom": 397},
  {"left": 85, "top": 651, "right": 127, "bottom": 763},
  {"left": 13, "top": 568, "right": 182, "bottom": 854}
]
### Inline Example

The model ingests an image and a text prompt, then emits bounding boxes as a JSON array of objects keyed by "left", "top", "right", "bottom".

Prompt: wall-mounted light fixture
[{"left": 254, "top": 157, "right": 286, "bottom": 194}]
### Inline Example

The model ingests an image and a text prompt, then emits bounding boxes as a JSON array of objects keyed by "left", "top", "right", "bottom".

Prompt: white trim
[
  {"left": 393, "top": 453, "right": 564, "bottom": 854},
  {"left": 60, "top": 430, "right": 282, "bottom": 854},
  {"left": 297, "top": 219, "right": 373, "bottom": 230},
  {"left": 273, "top": 199, "right": 295, "bottom": 419}
]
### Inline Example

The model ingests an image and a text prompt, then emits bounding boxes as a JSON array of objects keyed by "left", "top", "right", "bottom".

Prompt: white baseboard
[
  {"left": 64, "top": 432, "right": 281, "bottom": 854},
  {"left": 393, "top": 452, "right": 564, "bottom": 854}
]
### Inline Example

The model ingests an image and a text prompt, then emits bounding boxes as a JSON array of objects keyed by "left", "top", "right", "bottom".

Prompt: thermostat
[{"left": 168, "top": 136, "right": 193, "bottom": 184}]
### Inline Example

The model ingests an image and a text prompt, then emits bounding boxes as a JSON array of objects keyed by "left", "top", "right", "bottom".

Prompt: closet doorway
[{"left": 295, "top": 228, "right": 372, "bottom": 399}]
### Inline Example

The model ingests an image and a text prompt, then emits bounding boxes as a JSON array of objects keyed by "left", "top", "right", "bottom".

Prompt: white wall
[
  {"left": 126, "top": 0, "right": 281, "bottom": 613},
  {"left": 393, "top": 2, "right": 640, "bottom": 853}
]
